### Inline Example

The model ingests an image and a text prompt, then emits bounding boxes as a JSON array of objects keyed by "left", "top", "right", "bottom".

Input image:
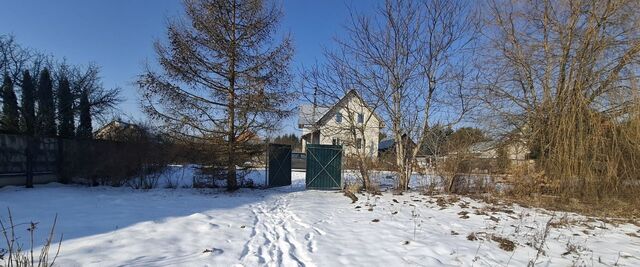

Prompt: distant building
[
  {"left": 452, "top": 140, "right": 529, "bottom": 162},
  {"left": 299, "top": 90, "right": 384, "bottom": 158},
  {"left": 94, "top": 120, "right": 148, "bottom": 142},
  {"left": 377, "top": 134, "right": 416, "bottom": 154},
  {"left": 377, "top": 134, "right": 432, "bottom": 170}
]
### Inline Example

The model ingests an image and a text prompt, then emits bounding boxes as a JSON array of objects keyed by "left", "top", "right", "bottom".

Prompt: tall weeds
[
  {"left": 531, "top": 95, "right": 640, "bottom": 202},
  {"left": 0, "top": 209, "right": 62, "bottom": 267},
  {"left": 480, "top": 0, "right": 640, "bottom": 208}
]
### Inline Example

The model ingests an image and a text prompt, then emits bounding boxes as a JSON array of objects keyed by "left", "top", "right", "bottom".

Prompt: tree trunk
[
  {"left": 447, "top": 175, "right": 456, "bottom": 193},
  {"left": 227, "top": 84, "right": 237, "bottom": 191},
  {"left": 357, "top": 159, "right": 371, "bottom": 191},
  {"left": 226, "top": 1, "right": 238, "bottom": 191},
  {"left": 395, "top": 139, "right": 409, "bottom": 191}
]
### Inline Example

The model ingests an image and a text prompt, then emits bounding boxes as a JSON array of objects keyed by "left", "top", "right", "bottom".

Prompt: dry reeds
[{"left": 528, "top": 95, "right": 640, "bottom": 203}]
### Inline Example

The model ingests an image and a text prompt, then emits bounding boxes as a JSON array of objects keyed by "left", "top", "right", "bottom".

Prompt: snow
[{"left": 0, "top": 167, "right": 639, "bottom": 266}]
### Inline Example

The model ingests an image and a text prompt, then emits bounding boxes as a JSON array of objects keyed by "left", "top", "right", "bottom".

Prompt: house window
[
  {"left": 356, "top": 138, "right": 362, "bottom": 149},
  {"left": 357, "top": 113, "right": 364, "bottom": 123},
  {"left": 332, "top": 138, "right": 341, "bottom": 145},
  {"left": 335, "top": 113, "right": 342, "bottom": 123}
]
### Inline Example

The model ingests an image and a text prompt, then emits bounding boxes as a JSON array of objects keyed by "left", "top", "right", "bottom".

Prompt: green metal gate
[
  {"left": 267, "top": 143, "right": 292, "bottom": 187},
  {"left": 305, "top": 144, "right": 343, "bottom": 190}
]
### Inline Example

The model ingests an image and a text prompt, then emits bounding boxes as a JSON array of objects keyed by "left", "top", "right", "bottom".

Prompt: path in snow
[
  {"left": 1, "top": 168, "right": 639, "bottom": 266},
  {"left": 239, "top": 190, "right": 322, "bottom": 267}
]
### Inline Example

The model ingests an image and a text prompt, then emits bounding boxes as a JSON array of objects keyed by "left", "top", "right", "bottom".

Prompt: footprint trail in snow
[{"left": 239, "top": 193, "right": 318, "bottom": 267}]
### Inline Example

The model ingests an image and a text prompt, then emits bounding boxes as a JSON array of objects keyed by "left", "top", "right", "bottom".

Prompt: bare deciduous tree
[
  {"left": 301, "top": 58, "right": 383, "bottom": 192},
  {"left": 478, "top": 0, "right": 640, "bottom": 198},
  {"left": 0, "top": 35, "right": 31, "bottom": 83},
  {"left": 63, "top": 63, "right": 123, "bottom": 124},
  {"left": 331, "top": 0, "right": 477, "bottom": 191},
  {"left": 137, "top": 0, "right": 294, "bottom": 190},
  {"left": 1, "top": 35, "right": 122, "bottom": 133}
]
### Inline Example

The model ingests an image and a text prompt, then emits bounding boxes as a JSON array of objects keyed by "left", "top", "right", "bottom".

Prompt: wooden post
[{"left": 25, "top": 137, "right": 34, "bottom": 188}]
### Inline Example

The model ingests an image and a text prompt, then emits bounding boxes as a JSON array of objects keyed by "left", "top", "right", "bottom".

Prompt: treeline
[
  {"left": 268, "top": 134, "right": 301, "bottom": 152},
  {"left": 0, "top": 35, "right": 121, "bottom": 138}
]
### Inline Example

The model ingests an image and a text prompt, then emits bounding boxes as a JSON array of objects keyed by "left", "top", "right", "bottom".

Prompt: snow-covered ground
[{"left": 1, "top": 167, "right": 639, "bottom": 266}]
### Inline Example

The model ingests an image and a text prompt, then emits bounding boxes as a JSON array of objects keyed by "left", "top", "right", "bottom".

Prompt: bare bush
[
  {"left": 314, "top": 0, "right": 477, "bottom": 192},
  {"left": 0, "top": 209, "right": 62, "bottom": 267},
  {"left": 478, "top": 0, "right": 640, "bottom": 202}
]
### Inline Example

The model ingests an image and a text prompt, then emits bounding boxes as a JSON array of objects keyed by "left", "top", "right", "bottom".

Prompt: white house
[{"left": 298, "top": 90, "right": 384, "bottom": 158}]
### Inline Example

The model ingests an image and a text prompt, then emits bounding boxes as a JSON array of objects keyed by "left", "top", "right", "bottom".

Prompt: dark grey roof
[
  {"left": 298, "top": 104, "right": 330, "bottom": 126},
  {"left": 378, "top": 138, "right": 395, "bottom": 151}
]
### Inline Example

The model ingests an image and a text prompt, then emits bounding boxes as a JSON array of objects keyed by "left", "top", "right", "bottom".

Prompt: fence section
[{"left": 0, "top": 133, "right": 169, "bottom": 187}]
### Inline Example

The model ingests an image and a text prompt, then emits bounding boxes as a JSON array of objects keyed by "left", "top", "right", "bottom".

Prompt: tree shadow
[{"left": 0, "top": 169, "right": 308, "bottom": 247}]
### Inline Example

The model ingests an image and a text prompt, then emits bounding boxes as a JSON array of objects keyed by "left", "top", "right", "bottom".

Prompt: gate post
[{"left": 25, "top": 136, "right": 34, "bottom": 188}]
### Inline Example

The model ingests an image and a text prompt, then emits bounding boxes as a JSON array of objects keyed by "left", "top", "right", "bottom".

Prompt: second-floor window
[
  {"left": 356, "top": 138, "right": 362, "bottom": 149},
  {"left": 332, "top": 138, "right": 341, "bottom": 145},
  {"left": 335, "top": 112, "right": 342, "bottom": 123},
  {"left": 357, "top": 113, "right": 364, "bottom": 123}
]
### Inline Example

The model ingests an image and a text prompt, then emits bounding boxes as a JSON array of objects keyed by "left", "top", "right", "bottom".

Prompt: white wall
[{"left": 317, "top": 95, "right": 381, "bottom": 158}]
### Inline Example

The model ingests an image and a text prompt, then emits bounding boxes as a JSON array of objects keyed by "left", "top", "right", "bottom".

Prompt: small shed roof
[{"left": 378, "top": 138, "right": 395, "bottom": 151}]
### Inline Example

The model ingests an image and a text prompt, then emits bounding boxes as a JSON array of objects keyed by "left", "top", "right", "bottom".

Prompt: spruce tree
[
  {"left": 1, "top": 74, "right": 20, "bottom": 133},
  {"left": 77, "top": 89, "right": 92, "bottom": 139},
  {"left": 36, "top": 68, "right": 56, "bottom": 136},
  {"left": 57, "top": 76, "right": 74, "bottom": 138},
  {"left": 21, "top": 70, "right": 36, "bottom": 135}
]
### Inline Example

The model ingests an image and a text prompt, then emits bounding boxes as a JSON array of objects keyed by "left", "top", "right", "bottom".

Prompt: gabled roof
[
  {"left": 298, "top": 105, "right": 330, "bottom": 126},
  {"left": 94, "top": 120, "right": 147, "bottom": 141},
  {"left": 299, "top": 90, "right": 384, "bottom": 128},
  {"left": 94, "top": 120, "right": 140, "bottom": 135}
]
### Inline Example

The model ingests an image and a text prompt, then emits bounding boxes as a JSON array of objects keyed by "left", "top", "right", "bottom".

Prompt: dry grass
[
  {"left": 0, "top": 209, "right": 62, "bottom": 267},
  {"left": 478, "top": 0, "right": 640, "bottom": 220},
  {"left": 490, "top": 235, "right": 516, "bottom": 252},
  {"left": 344, "top": 182, "right": 362, "bottom": 194},
  {"left": 501, "top": 105, "right": 640, "bottom": 219},
  {"left": 507, "top": 194, "right": 640, "bottom": 220},
  {"left": 516, "top": 97, "right": 640, "bottom": 216},
  {"left": 466, "top": 232, "right": 516, "bottom": 252}
]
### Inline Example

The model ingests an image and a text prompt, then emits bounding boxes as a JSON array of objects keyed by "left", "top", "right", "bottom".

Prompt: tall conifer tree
[
  {"left": 77, "top": 88, "right": 92, "bottom": 139},
  {"left": 36, "top": 68, "right": 56, "bottom": 136},
  {"left": 57, "top": 76, "right": 74, "bottom": 138},
  {"left": 21, "top": 70, "right": 36, "bottom": 135},
  {"left": 1, "top": 74, "right": 20, "bottom": 133},
  {"left": 137, "top": 0, "right": 294, "bottom": 190}
]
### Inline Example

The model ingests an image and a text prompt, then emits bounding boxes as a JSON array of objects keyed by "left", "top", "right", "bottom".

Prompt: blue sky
[{"left": 0, "top": 0, "right": 375, "bottom": 135}]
